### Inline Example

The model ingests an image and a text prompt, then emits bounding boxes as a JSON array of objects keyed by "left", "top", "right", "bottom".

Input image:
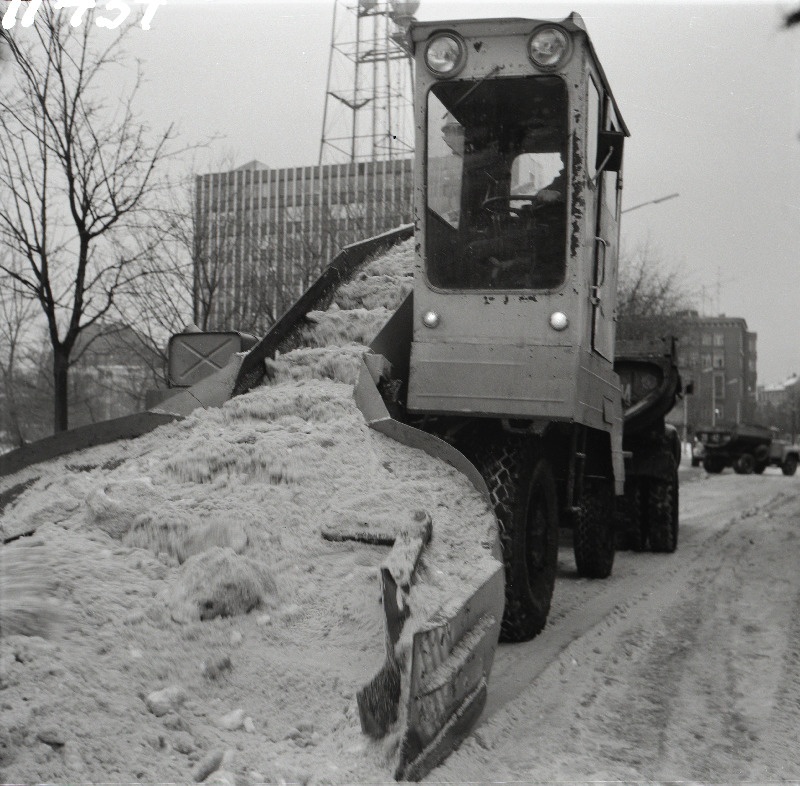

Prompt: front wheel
[
  {"left": 573, "top": 480, "right": 615, "bottom": 578},
  {"left": 782, "top": 455, "right": 798, "bottom": 476},
  {"left": 703, "top": 455, "right": 725, "bottom": 474},
  {"left": 471, "top": 437, "right": 560, "bottom": 642}
]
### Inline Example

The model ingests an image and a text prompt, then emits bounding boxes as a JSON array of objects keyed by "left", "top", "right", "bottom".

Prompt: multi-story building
[
  {"left": 671, "top": 312, "right": 757, "bottom": 432},
  {"left": 193, "top": 158, "right": 413, "bottom": 334}
]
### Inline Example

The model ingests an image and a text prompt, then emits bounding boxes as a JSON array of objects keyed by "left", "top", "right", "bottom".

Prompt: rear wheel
[
  {"left": 616, "top": 479, "right": 645, "bottom": 551},
  {"left": 648, "top": 458, "right": 679, "bottom": 553},
  {"left": 733, "top": 453, "right": 755, "bottom": 475},
  {"left": 754, "top": 463, "right": 767, "bottom": 474},
  {"left": 782, "top": 455, "right": 798, "bottom": 476},
  {"left": 573, "top": 480, "right": 615, "bottom": 578},
  {"left": 471, "top": 437, "right": 560, "bottom": 642}
]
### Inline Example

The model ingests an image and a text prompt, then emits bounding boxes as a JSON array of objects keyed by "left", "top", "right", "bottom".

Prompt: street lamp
[{"left": 621, "top": 192, "right": 680, "bottom": 215}]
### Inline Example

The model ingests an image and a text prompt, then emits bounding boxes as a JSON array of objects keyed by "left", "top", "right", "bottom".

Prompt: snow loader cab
[
  {"left": 406, "top": 14, "right": 628, "bottom": 431},
  {"left": 369, "top": 14, "right": 632, "bottom": 632}
]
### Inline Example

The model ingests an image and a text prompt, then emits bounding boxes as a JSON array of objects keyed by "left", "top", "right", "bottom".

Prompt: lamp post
[{"left": 621, "top": 192, "right": 680, "bottom": 215}]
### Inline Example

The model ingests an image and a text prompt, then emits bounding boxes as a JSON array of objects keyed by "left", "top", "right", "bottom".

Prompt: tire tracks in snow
[{"left": 430, "top": 475, "right": 800, "bottom": 782}]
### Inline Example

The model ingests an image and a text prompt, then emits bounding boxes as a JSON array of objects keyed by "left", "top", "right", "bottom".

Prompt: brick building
[
  {"left": 193, "top": 158, "right": 413, "bottom": 334},
  {"left": 671, "top": 312, "right": 757, "bottom": 431}
]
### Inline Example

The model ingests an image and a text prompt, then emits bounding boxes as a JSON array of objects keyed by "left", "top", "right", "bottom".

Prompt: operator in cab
[{"left": 426, "top": 76, "right": 569, "bottom": 291}]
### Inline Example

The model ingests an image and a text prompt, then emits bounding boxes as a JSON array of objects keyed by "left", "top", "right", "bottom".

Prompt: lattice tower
[{"left": 319, "top": 1, "right": 418, "bottom": 164}]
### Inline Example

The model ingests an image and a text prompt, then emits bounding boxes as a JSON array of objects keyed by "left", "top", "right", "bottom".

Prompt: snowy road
[{"left": 432, "top": 467, "right": 800, "bottom": 782}]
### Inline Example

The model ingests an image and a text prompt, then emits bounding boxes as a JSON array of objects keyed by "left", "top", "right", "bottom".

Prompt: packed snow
[{"left": 0, "top": 238, "right": 500, "bottom": 783}]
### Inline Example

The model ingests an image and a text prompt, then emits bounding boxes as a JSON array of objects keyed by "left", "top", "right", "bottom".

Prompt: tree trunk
[{"left": 53, "top": 348, "right": 70, "bottom": 433}]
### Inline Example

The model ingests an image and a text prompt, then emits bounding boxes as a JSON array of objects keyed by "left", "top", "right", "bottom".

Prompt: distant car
[{"left": 690, "top": 438, "right": 705, "bottom": 467}]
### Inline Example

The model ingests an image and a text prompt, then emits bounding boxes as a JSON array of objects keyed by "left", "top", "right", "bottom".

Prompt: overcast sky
[{"left": 123, "top": 0, "right": 800, "bottom": 385}]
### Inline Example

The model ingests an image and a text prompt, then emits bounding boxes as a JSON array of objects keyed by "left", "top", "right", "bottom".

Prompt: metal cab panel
[{"left": 407, "top": 340, "right": 578, "bottom": 418}]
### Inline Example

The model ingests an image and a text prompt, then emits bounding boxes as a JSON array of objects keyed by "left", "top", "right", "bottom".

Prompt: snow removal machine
[
  {"left": 233, "top": 12, "right": 675, "bottom": 778},
  {"left": 0, "top": 12, "right": 682, "bottom": 782},
  {"left": 169, "top": 12, "right": 682, "bottom": 779}
]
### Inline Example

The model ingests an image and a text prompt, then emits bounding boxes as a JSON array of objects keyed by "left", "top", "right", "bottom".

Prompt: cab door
[{"left": 588, "top": 80, "right": 622, "bottom": 361}]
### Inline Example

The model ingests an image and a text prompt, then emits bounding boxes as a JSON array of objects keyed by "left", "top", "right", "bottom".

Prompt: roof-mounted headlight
[
  {"left": 424, "top": 33, "right": 466, "bottom": 78},
  {"left": 528, "top": 25, "right": 572, "bottom": 70}
]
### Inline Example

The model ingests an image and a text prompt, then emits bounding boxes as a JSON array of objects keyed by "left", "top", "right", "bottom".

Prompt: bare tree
[
  {"left": 616, "top": 239, "right": 694, "bottom": 341},
  {"left": 0, "top": 6, "right": 176, "bottom": 432},
  {"left": 0, "top": 267, "right": 39, "bottom": 447}
]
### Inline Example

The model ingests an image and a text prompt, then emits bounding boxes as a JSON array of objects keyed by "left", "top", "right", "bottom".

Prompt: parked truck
[{"left": 698, "top": 423, "right": 799, "bottom": 476}]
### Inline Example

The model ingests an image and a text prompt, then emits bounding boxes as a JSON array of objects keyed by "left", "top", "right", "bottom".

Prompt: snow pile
[
  {"left": 361, "top": 238, "right": 415, "bottom": 277},
  {"left": 0, "top": 540, "right": 60, "bottom": 638},
  {"left": 265, "top": 343, "right": 367, "bottom": 386},
  {"left": 300, "top": 306, "right": 394, "bottom": 348},
  {"left": 166, "top": 547, "right": 279, "bottom": 623},
  {"left": 0, "top": 237, "right": 498, "bottom": 783},
  {"left": 334, "top": 272, "right": 412, "bottom": 311}
]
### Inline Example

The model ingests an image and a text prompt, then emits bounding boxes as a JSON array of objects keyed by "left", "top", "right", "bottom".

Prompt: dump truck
[
  {"left": 698, "top": 423, "right": 799, "bottom": 475},
  {"left": 614, "top": 338, "right": 682, "bottom": 552},
  {"left": 0, "top": 12, "right": 684, "bottom": 781}
]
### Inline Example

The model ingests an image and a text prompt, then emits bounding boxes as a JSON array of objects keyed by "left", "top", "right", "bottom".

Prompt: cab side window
[{"left": 603, "top": 99, "right": 620, "bottom": 217}]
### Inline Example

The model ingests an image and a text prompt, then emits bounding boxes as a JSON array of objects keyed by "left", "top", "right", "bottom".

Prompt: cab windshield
[{"left": 426, "top": 75, "right": 568, "bottom": 290}]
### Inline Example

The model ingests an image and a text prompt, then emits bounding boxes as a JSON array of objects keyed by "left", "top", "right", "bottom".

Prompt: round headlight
[
  {"left": 422, "top": 310, "right": 440, "bottom": 328},
  {"left": 528, "top": 26, "right": 572, "bottom": 70},
  {"left": 424, "top": 34, "right": 465, "bottom": 77},
  {"left": 549, "top": 311, "right": 569, "bottom": 331}
]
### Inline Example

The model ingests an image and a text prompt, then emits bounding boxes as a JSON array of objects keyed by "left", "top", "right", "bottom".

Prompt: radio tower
[{"left": 319, "top": 1, "right": 418, "bottom": 165}]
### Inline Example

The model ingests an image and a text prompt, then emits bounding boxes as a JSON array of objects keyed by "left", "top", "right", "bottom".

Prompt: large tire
[
  {"left": 703, "top": 455, "right": 725, "bottom": 474},
  {"left": 733, "top": 453, "right": 755, "bottom": 475},
  {"left": 616, "top": 479, "right": 645, "bottom": 552},
  {"left": 782, "top": 455, "right": 798, "bottom": 477},
  {"left": 573, "top": 480, "right": 615, "bottom": 578},
  {"left": 647, "top": 459, "right": 679, "bottom": 553},
  {"left": 471, "top": 437, "right": 560, "bottom": 642},
  {"left": 754, "top": 463, "right": 767, "bottom": 475}
]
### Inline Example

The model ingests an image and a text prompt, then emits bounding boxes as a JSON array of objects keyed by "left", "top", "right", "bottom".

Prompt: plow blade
[
  {"left": 393, "top": 566, "right": 503, "bottom": 781},
  {"left": 354, "top": 303, "right": 505, "bottom": 780},
  {"left": 354, "top": 512, "right": 503, "bottom": 781}
]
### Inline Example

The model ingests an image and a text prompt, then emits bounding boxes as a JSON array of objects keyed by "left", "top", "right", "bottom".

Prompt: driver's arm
[{"left": 535, "top": 171, "right": 566, "bottom": 204}]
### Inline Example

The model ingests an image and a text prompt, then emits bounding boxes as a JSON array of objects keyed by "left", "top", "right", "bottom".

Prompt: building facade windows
[
  {"left": 666, "top": 313, "right": 756, "bottom": 432},
  {"left": 194, "top": 158, "right": 413, "bottom": 333}
]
